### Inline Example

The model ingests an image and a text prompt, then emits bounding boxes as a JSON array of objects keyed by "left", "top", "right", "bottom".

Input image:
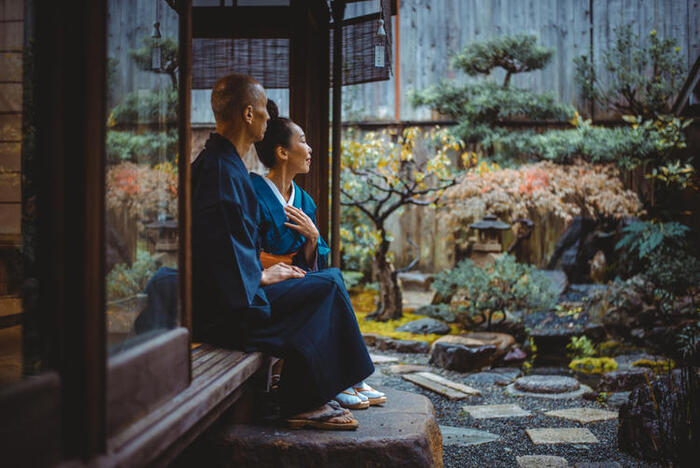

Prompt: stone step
[{"left": 189, "top": 387, "right": 442, "bottom": 467}]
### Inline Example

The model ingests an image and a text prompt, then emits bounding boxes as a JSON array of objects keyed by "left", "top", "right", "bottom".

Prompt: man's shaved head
[{"left": 211, "top": 73, "right": 265, "bottom": 124}]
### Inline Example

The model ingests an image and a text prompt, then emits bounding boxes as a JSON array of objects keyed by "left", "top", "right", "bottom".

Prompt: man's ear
[{"left": 243, "top": 104, "right": 254, "bottom": 124}]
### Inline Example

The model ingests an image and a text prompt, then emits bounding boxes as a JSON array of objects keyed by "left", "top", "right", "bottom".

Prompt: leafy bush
[
  {"left": 107, "top": 250, "right": 158, "bottom": 301},
  {"left": 616, "top": 220, "right": 690, "bottom": 260},
  {"left": 109, "top": 89, "right": 178, "bottom": 126},
  {"left": 106, "top": 162, "right": 178, "bottom": 224},
  {"left": 106, "top": 129, "right": 178, "bottom": 165},
  {"left": 432, "top": 254, "right": 557, "bottom": 330},
  {"left": 567, "top": 336, "right": 596, "bottom": 359}
]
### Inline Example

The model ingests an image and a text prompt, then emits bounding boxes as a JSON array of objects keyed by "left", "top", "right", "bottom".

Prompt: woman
[{"left": 252, "top": 101, "right": 386, "bottom": 410}]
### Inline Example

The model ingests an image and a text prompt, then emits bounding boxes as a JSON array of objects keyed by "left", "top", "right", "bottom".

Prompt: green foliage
[
  {"left": 432, "top": 255, "right": 557, "bottom": 330},
  {"left": 109, "top": 89, "right": 178, "bottom": 126},
  {"left": 340, "top": 207, "right": 380, "bottom": 274},
  {"left": 106, "top": 250, "right": 158, "bottom": 301},
  {"left": 569, "top": 357, "right": 618, "bottom": 374},
  {"left": 616, "top": 220, "right": 690, "bottom": 260},
  {"left": 106, "top": 129, "right": 178, "bottom": 165},
  {"left": 129, "top": 36, "right": 179, "bottom": 87},
  {"left": 567, "top": 335, "right": 596, "bottom": 359},
  {"left": 341, "top": 270, "right": 365, "bottom": 290},
  {"left": 575, "top": 26, "right": 686, "bottom": 118},
  {"left": 646, "top": 160, "right": 697, "bottom": 191}
]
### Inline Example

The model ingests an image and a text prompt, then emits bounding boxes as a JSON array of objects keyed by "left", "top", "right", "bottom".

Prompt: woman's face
[{"left": 281, "top": 123, "right": 312, "bottom": 175}]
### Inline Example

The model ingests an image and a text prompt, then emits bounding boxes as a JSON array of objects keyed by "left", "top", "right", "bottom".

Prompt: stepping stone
[
  {"left": 545, "top": 407, "right": 617, "bottom": 423},
  {"left": 463, "top": 404, "right": 531, "bottom": 419},
  {"left": 515, "top": 375, "right": 580, "bottom": 394},
  {"left": 402, "top": 372, "right": 480, "bottom": 399},
  {"left": 466, "top": 372, "right": 513, "bottom": 386},
  {"left": 370, "top": 354, "right": 399, "bottom": 364},
  {"left": 517, "top": 455, "right": 569, "bottom": 468},
  {"left": 198, "top": 387, "right": 442, "bottom": 467},
  {"left": 526, "top": 428, "right": 599, "bottom": 445},
  {"left": 386, "top": 364, "right": 431, "bottom": 374},
  {"left": 439, "top": 425, "right": 499, "bottom": 447}
]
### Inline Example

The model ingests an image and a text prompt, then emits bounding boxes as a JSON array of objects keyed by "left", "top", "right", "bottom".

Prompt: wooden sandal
[{"left": 286, "top": 405, "right": 359, "bottom": 431}]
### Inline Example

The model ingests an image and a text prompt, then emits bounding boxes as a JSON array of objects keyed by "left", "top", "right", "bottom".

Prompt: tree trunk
[{"left": 368, "top": 233, "right": 403, "bottom": 321}]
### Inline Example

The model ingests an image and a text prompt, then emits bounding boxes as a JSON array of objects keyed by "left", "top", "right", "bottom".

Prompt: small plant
[
  {"left": 566, "top": 336, "right": 596, "bottom": 359},
  {"left": 107, "top": 250, "right": 158, "bottom": 301},
  {"left": 432, "top": 254, "right": 557, "bottom": 330},
  {"left": 616, "top": 220, "right": 690, "bottom": 261},
  {"left": 569, "top": 357, "right": 618, "bottom": 374}
]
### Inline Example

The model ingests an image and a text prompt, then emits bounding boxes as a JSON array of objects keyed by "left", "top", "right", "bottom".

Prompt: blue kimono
[
  {"left": 191, "top": 133, "right": 373, "bottom": 415},
  {"left": 249, "top": 172, "right": 330, "bottom": 271}
]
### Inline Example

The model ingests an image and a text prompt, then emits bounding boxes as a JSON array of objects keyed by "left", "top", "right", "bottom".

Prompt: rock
[
  {"left": 490, "top": 367, "right": 523, "bottom": 379},
  {"left": 613, "top": 353, "right": 666, "bottom": 370},
  {"left": 529, "top": 328, "right": 577, "bottom": 353},
  {"left": 413, "top": 304, "right": 456, "bottom": 323},
  {"left": 463, "top": 404, "right": 531, "bottom": 419},
  {"left": 544, "top": 407, "right": 618, "bottom": 423},
  {"left": 540, "top": 270, "right": 568, "bottom": 297},
  {"left": 598, "top": 368, "right": 651, "bottom": 392},
  {"left": 439, "top": 426, "right": 499, "bottom": 447},
  {"left": 618, "top": 370, "right": 699, "bottom": 462},
  {"left": 465, "top": 372, "right": 513, "bottom": 387},
  {"left": 432, "top": 332, "right": 515, "bottom": 354},
  {"left": 501, "top": 347, "right": 527, "bottom": 364},
  {"left": 516, "top": 455, "right": 569, "bottom": 468},
  {"left": 386, "top": 364, "right": 431, "bottom": 375},
  {"left": 514, "top": 375, "right": 580, "bottom": 394},
  {"left": 605, "top": 391, "right": 630, "bottom": 409},
  {"left": 369, "top": 354, "right": 399, "bottom": 364},
  {"left": 362, "top": 333, "right": 380, "bottom": 346},
  {"left": 197, "top": 387, "right": 442, "bottom": 467},
  {"left": 583, "top": 323, "right": 606, "bottom": 342},
  {"left": 396, "top": 318, "right": 450, "bottom": 335},
  {"left": 376, "top": 337, "right": 429, "bottom": 354},
  {"left": 527, "top": 366, "right": 571, "bottom": 376},
  {"left": 397, "top": 271, "right": 433, "bottom": 291},
  {"left": 429, "top": 342, "right": 497, "bottom": 373},
  {"left": 564, "top": 283, "right": 609, "bottom": 302}
]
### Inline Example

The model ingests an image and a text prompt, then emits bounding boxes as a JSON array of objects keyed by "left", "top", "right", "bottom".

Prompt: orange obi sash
[{"left": 260, "top": 250, "right": 296, "bottom": 269}]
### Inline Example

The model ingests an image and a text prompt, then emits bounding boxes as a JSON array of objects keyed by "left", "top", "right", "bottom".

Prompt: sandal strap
[
  {"left": 341, "top": 390, "right": 360, "bottom": 396},
  {"left": 305, "top": 408, "right": 347, "bottom": 422}
]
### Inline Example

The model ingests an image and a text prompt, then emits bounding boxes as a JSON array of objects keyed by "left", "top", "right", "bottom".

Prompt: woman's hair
[{"left": 255, "top": 99, "right": 295, "bottom": 169}]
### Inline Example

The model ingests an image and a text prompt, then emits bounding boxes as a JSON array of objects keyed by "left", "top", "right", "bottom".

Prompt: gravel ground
[{"left": 366, "top": 349, "right": 659, "bottom": 468}]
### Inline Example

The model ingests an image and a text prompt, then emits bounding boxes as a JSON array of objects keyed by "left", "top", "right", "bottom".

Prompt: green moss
[
  {"left": 569, "top": 357, "right": 618, "bottom": 374},
  {"left": 632, "top": 359, "right": 675, "bottom": 373}
]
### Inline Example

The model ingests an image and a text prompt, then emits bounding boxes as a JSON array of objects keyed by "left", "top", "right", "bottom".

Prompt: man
[{"left": 191, "top": 74, "right": 374, "bottom": 430}]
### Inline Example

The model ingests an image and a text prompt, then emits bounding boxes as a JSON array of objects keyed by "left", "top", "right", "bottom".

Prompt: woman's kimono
[
  {"left": 249, "top": 172, "right": 330, "bottom": 271},
  {"left": 191, "top": 133, "right": 373, "bottom": 416}
]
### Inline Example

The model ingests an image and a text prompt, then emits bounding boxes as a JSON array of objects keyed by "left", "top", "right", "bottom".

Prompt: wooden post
[
  {"left": 394, "top": 0, "right": 401, "bottom": 121},
  {"left": 331, "top": 0, "right": 345, "bottom": 268}
]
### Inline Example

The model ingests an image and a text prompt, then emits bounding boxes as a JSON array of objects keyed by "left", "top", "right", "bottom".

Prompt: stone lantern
[
  {"left": 469, "top": 214, "right": 511, "bottom": 266},
  {"left": 145, "top": 218, "right": 178, "bottom": 267}
]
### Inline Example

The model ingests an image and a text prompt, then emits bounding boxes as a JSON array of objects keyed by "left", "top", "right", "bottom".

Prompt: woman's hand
[
  {"left": 260, "top": 262, "right": 306, "bottom": 286},
  {"left": 284, "top": 205, "right": 319, "bottom": 243}
]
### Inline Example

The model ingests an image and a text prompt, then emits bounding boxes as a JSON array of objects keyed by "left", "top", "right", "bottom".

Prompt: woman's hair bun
[{"left": 267, "top": 99, "right": 279, "bottom": 120}]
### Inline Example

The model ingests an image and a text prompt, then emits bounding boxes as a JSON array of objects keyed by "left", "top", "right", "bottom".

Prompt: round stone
[{"left": 514, "top": 375, "right": 580, "bottom": 394}]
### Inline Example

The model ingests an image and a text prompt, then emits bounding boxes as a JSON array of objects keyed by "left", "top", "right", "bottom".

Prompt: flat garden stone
[
  {"left": 514, "top": 375, "right": 580, "bottom": 394},
  {"left": 545, "top": 407, "right": 618, "bottom": 423},
  {"left": 465, "top": 372, "right": 513, "bottom": 386},
  {"left": 370, "top": 354, "right": 399, "bottom": 364},
  {"left": 439, "top": 425, "right": 499, "bottom": 447},
  {"left": 433, "top": 332, "right": 515, "bottom": 352},
  {"left": 396, "top": 318, "right": 450, "bottom": 335},
  {"left": 516, "top": 455, "right": 569, "bottom": 468},
  {"left": 463, "top": 404, "right": 531, "bottom": 419},
  {"left": 526, "top": 428, "right": 598, "bottom": 445},
  {"left": 386, "top": 364, "right": 431, "bottom": 374},
  {"left": 490, "top": 367, "right": 523, "bottom": 379},
  {"left": 506, "top": 379, "right": 592, "bottom": 399}
]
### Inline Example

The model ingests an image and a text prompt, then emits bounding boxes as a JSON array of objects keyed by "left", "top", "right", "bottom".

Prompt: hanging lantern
[
  {"left": 151, "top": 21, "right": 162, "bottom": 71},
  {"left": 374, "top": 18, "right": 386, "bottom": 68}
]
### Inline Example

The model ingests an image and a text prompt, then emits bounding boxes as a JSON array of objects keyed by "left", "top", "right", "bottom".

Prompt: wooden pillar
[{"left": 330, "top": 0, "right": 345, "bottom": 268}]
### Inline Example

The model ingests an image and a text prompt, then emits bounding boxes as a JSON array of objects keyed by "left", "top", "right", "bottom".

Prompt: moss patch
[
  {"left": 350, "top": 288, "right": 461, "bottom": 344},
  {"left": 569, "top": 357, "right": 618, "bottom": 374},
  {"left": 632, "top": 359, "right": 675, "bottom": 373}
]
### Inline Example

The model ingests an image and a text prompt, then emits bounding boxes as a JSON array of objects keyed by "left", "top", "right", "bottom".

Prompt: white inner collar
[{"left": 263, "top": 176, "right": 295, "bottom": 207}]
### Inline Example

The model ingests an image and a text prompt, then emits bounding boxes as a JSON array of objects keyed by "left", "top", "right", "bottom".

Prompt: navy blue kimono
[
  {"left": 250, "top": 172, "right": 330, "bottom": 271},
  {"left": 191, "top": 133, "right": 373, "bottom": 415}
]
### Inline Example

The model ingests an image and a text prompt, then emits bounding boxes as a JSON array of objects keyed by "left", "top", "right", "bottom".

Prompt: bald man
[{"left": 191, "top": 74, "right": 374, "bottom": 430}]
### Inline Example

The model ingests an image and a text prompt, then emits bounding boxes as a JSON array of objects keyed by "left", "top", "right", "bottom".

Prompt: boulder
[
  {"left": 429, "top": 342, "right": 497, "bottom": 373},
  {"left": 500, "top": 347, "right": 527, "bottom": 364},
  {"left": 376, "top": 337, "right": 429, "bottom": 353},
  {"left": 396, "top": 318, "right": 450, "bottom": 335},
  {"left": 598, "top": 368, "right": 651, "bottom": 392},
  {"left": 432, "top": 332, "right": 515, "bottom": 354},
  {"left": 619, "top": 369, "right": 699, "bottom": 463}
]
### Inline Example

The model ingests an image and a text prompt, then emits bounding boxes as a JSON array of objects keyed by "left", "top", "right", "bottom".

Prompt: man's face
[{"left": 250, "top": 87, "right": 269, "bottom": 142}]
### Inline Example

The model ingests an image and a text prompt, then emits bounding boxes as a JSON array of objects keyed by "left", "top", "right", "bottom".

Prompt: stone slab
[
  {"left": 517, "top": 455, "right": 569, "bottom": 468},
  {"left": 545, "top": 407, "right": 618, "bottom": 423},
  {"left": 386, "top": 364, "right": 431, "bottom": 375},
  {"left": 514, "top": 375, "right": 580, "bottom": 394},
  {"left": 439, "top": 425, "right": 499, "bottom": 447},
  {"left": 463, "top": 404, "right": 531, "bottom": 419},
  {"left": 505, "top": 382, "right": 593, "bottom": 400},
  {"left": 199, "top": 387, "right": 442, "bottom": 467},
  {"left": 414, "top": 372, "right": 481, "bottom": 396},
  {"left": 526, "top": 428, "right": 599, "bottom": 445},
  {"left": 402, "top": 373, "right": 471, "bottom": 400},
  {"left": 370, "top": 354, "right": 399, "bottom": 364}
]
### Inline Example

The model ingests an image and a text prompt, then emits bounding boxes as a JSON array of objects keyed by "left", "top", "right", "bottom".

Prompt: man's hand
[
  {"left": 260, "top": 262, "right": 306, "bottom": 286},
  {"left": 284, "top": 206, "right": 319, "bottom": 244}
]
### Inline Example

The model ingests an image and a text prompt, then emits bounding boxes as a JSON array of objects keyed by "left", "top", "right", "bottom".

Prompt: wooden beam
[
  {"left": 192, "top": 7, "right": 291, "bottom": 38},
  {"left": 330, "top": 0, "right": 345, "bottom": 268}
]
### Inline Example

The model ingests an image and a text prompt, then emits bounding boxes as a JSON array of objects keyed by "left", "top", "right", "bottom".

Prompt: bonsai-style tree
[
  {"left": 575, "top": 25, "right": 686, "bottom": 119},
  {"left": 340, "top": 127, "right": 461, "bottom": 321},
  {"left": 411, "top": 34, "right": 575, "bottom": 162}
]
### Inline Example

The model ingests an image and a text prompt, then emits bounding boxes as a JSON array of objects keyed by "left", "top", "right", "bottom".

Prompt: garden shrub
[
  {"left": 566, "top": 335, "right": 596, "bottom": 359},
  {"left": 432, "top": 254, "right": 557, "bottom": 330},
  {"left": 106, "top": 129, "right": 178, "bottom": 165},
  {"left": 107, "top": 250, "right": 158, "bottom": 301}
]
